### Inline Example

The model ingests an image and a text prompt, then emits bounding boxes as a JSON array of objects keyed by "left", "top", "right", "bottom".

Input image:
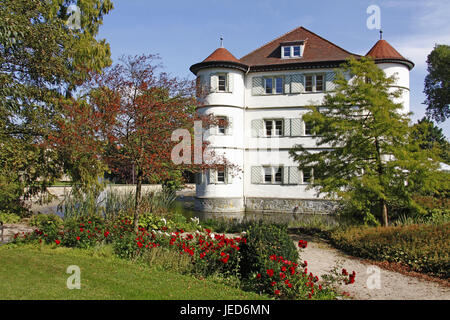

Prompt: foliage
[
  {"left": 290, "top": 57, "right": 442, "bottom": 226},
  {"left": 239, "top": 222, "right": 298, "bottom": 279},
  {"left": 424, "top": 44, "right": 450, "bottom": 122},
  {"left": 0, "top": 0, "right": 114, "bottom": 213},
  {"left": 412, "top": 117, "right": 450, "bottom": 164},
  {"left": 0, "top": 211, "right": 20, "bottom": 224},
  {"left": 51, "top": 55, "right": 233, "bottom": 229},
  {"left": 330, "top": 224, "right": 450, "bottom": 278}
]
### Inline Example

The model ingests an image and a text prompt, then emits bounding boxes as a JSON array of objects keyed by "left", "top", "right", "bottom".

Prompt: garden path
[{"left": 291, "top": 233, "right": 450, "bottom": 300}]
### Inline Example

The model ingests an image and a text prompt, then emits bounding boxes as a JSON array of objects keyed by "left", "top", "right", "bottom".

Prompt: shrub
[
  {"left": 240, "top": 222, "right": 298, "bottom": 279},
  {"left": 28, "top": 214, "right": 64, "bottom": 241},
  {"left": 0, "top": 211, "right": 21, "bottom": 224},
  {"left": 330, "top": 223, "right": 450, "bottom": 278}
]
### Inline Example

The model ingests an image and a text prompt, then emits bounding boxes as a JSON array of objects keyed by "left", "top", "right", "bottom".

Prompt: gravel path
[{"left": 291, "top": 233, "right": 450, "bottom": 300}]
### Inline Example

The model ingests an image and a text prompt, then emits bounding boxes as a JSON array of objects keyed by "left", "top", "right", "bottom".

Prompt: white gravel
[{"left": 291, "top": 233, "right": 450, "bottom": 300}]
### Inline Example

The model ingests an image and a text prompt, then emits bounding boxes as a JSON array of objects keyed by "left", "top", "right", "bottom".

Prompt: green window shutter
[
  {"left": 227, "top": 73, "right": 233, "bottom": 93},
  {"left": 290, "top": 118, "right": 303, "bottom": 136},
  {"left": 289, "top": 166, "right": 301, "bottom": 184},
  {"left": 290, "top": 74, "right": 304, "bottom": 93},
  {"left": 284, "top": 75, "right": 291, "bottom": 94},
  {"left": 210, "top": 73, "right": 218, "bottom": 92},
  {"left": 251, "top": 119, "right": 264, "bottom": 137},
  {"left": 325, "top": 72, "right": 336, "bottom": 91},
  {"left": 251, "top": 166, "right": 263, "bottom": 184},
  {"left": 283, "top": 118, "right": 291, "bottom": 137},
  {"left": 252, "top": 76, "right": 264, "bottom": 95}
]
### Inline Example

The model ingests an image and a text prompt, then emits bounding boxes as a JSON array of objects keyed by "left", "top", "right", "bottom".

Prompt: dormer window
[{"left": 281, "top": 42, "right": 304, "bottom": 59}]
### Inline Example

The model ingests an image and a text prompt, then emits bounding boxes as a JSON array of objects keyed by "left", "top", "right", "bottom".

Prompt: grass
[{"left": 0, "top": 244, "right": 269, "bottom": 300}]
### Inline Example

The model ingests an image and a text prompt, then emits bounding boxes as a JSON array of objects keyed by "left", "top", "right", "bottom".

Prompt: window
[
  {"left": 217, "top": 116, "right": 227, "bottom": 135},
  {"left": 303, "top": 168, "right": 312, "bottom": 184},
  {"left": 304, "top": 74, "right": 324, "bottom": 92},
  {"left": 304, "top": 120, "right": 314, "bottom": 135},
  {"left": 264, "top": 119, "right": 283, "bottom": 137},
  {"left": 316, "top": 75, "right": 324, "bottom": 92},
  {"left": 264, "top": 77, "right": 283, "bottom": 94},
  {"left": 217, "top": 169, "right": 226, "bottom": 183},
  {"left": 305, "top": 75, "right": 313, "bottom": 92},
  {"left": 263, "top": 167, "right": 283, "bottom": 184},
  {"left": 281, "top": 44, "right": 303, "bottom": 58},
  {"left": 218, "top": 74, "right": 227, "bottom": 92}
]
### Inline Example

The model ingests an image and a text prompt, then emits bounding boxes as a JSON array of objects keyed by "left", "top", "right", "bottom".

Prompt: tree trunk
[
  {"left": 381, "top": 199, "right": 388, "bottom": 227},
  {"left": 133, "top": 168, "right": 143, "bottom": 231}
]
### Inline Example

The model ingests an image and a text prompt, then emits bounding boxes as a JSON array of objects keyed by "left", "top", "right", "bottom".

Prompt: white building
[{"left": 189, "top": 26, "right": 414, "bottom": 214}]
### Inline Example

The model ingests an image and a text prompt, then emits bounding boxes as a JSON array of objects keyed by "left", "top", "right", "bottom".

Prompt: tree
[
  {"left": 424, "top": 44, "right": 450, "bottom": 122},
  {"left": 0, "top": 0, "right": 113, "bottom": 213},
  {"left": 52, "top": 55, "right": 231, "bottom": 230},
  {"left": 290, "top": 57, "right": 441, "bottom": 226},
  {"left": 412, "top": 117, "right": 450, "bottom": 164}
]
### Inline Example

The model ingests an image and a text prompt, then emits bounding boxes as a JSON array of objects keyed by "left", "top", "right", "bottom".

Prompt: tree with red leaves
[{"left": 51, "top": 54, "right": 232, "bottom": 229}]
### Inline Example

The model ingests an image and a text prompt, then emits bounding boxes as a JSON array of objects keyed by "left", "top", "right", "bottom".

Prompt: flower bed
[{"left": 13, "top": 216, "right": 356, "bottom": 299}]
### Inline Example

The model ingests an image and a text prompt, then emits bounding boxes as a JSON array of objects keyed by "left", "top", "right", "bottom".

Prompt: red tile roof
[
  {"left": 239, "top": 26, "right": 360, "bottom": 67},
  {"left": 366, "top": 39, "right": 406, "bottom": 59},
  {"left": 203, "top": 47, "right": 241, "bottom": 63}
]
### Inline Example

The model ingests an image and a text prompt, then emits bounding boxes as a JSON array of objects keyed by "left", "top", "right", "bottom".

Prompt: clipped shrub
[
  {"left": 330, "top": 223, "right": 450, "bottom": 278},
  {"left": 0, "top": 211, "right": 21, "bottom": 224},
  {"left": 240, "top": 221, "right": 298, "bottom": 279}
]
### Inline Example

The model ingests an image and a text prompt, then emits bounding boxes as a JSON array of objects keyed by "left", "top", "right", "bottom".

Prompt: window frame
[
  {"left": 304, "top": 73, "right": 325, "bottom": 93},
  {"left": 264, "top": 76, "right": 284, "bottom": 95},
  {"left": 216, "top": 115, "right": 228, "bottom": 135},
  {"left": 264, "top": 119, "right": 283, "bottom": 137},
  {"left": 262, "top": 166, "right": 283, "bottom": 185},
  {"left": 217, "top": 73, "right": 228, "bottom": 92},
  {"left": 281, "top": 44, "right": 303, "bottom": 59}
]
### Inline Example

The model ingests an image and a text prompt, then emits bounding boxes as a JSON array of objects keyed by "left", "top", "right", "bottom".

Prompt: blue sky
[{"left": 97, "top": 0, "right": 450, "bottom": 138}]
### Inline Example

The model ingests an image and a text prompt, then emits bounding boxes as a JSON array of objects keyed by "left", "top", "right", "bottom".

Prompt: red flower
[
  {"left": 79, "top": 228, "right": 84, "bottom": 232},
  {"left": 342, "top": 268, "right": 348, "bottom": 276},
  {"left": 271, "top": 281, "right": 277, "bottom": 287},
  {"left": 256, "top": 273, "right": 261, "bottom": 279},
  {"left": 55, "top": 240, "right": 61, "bottom": 245},
  {"left": 104, "top": 231, "right": 110, "bottom": 238},
  {"left": 76, "top": 236, "right": 80, "bottom": 241},
  {"left": 298, "top": 240, "right": 308, "bottom": 248},
  {"left": 281, "top": 266, "right": 287, "bottom": 272},
  {"left": 279, "top": 272, "right": 286, "bottom": 279},
  {"left": 137, "top": 241, "right": 143, "bottom": 248},
  {"left": 270, "top": 254, "right": 277, "bottom": 261},
  {"left": 274, "top": 290, "right": 280, "bottom": 295},
  {"left": 266, "top": 269, "right": 274, "bottom": 277}
]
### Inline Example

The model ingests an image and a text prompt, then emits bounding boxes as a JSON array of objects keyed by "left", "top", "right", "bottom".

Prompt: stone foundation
[{"left": 194, "top": 197, "right": 338, "bottom": 214}]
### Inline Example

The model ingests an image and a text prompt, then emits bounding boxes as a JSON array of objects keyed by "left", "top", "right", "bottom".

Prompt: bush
[
  {"left": 0, "top": 211, "right": 21, "bottom": 224},
  {"left": 330, "top": 223, "right": 450, "bottom": 278},
  {"left": 28, "top": 214, "right": 64, "bottom": 241},
  {"left": 240, "top": 222, "right": 298, "bottom": 279}
]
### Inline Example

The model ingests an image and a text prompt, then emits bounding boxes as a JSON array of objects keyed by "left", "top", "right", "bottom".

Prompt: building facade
[{"left": 189, "top": 26, "right": 414, "bottom": 214}]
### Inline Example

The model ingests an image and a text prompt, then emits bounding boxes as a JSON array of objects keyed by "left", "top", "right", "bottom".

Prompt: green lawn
[{"left": 0, "top": 244, "right": 268, "bottom": 300}]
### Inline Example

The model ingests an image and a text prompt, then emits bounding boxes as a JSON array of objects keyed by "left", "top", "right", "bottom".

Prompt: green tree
[
  {"left": 0, "top": 0, "right": 113, "bottom": 213},
  {"left": 412, "top": 117, "right": 450, "bottom": 164},
  {"left": 290, "top": 57, "right": 441, "bottom": 226},
  {"left": 424, "top": 44, "right": 450, "bottom": 122}
]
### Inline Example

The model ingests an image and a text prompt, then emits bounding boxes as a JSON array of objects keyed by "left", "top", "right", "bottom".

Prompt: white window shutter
[
  {"left": 289, "top": 166, "right": 301, "bottom": 184},
  {"left": 251, "top": 119, "right": 264, "bottom": 137},
  {"left": 251, "top": 166, "right": 263, "bottom": 184},
  {"left": 290, "top": 74, "right": 304, "bottom": 93},
  {"left": 252, "top": 76, "right": 264, "bottom": 95},
  {"left": 283, "top": 118, "right": 291, "bottom": 137},
  {"left": 284, "top": 75, "right": 291, "bottom": 94},
  {"left": 208, "top": 169, "right": 217, "bottom": 184},
  {"left": 227, "top": 73, "right": 233, "bottom": 93},
  {"left": 282, "top": 167, "right": 289, "bottom": 185},
  {"left": 227, "top": 169, "right": 233, "bottom": 184},
  {"left": 210, "top": 73, "right": 218, "bottom": 92},
  {"left": 290, "top": 118, "right": 303, "bottom": 136},
  {"left": 325, "top": 72, "right": 336, "bottom": 91},
  {"left": 226, "top": 116, "right": 233, "bottom": 135}
]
